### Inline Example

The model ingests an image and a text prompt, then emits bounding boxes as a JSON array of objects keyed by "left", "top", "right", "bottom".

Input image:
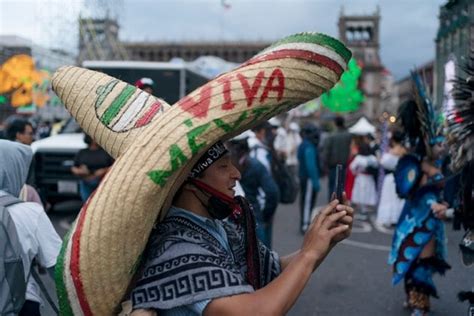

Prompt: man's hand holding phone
[
  {"left": 330, "top": 165, "right": 353, "bottom": 243},
  {"left": 331, "top": 192, "right": 354, "bottom": 244}
]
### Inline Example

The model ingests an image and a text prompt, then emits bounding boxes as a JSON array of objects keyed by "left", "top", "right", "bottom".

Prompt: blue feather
[
  {"left": 404, "top": 246, "right": 421, "bottom": 260},
  {"left": 414, "top": 232, "right": 432, "bottom": 245}
]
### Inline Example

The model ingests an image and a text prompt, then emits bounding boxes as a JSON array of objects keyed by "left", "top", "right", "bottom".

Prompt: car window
[{"left": 60, "top": 118, "right": 82, "bottom": 134}]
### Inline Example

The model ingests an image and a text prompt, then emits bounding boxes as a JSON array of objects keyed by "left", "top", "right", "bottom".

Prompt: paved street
[
  {"left": 41, "top": 176, "right": 472, "bottom": 315},
  {"left": 273, "top": 177, "right": 472, "bottom": 316}
]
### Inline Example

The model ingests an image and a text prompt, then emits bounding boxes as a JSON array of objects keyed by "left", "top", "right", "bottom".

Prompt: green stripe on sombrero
[
  {"left": 55, "top": 231, "right": 74, "bottom": 316},
  {"left": 100, "top": 85, "right": 136, "bottom": 126},
  {"left": 264, "top": 32, "right": 351, "bottom": 63}
]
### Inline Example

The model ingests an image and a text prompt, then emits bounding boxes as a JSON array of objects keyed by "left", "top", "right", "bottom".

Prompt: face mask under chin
[
  {"left": 190, "top": 179, "right": 237, "bottom": 220},
  {"left": 207, "top": 196, "right": 234, "bottom": 220}
]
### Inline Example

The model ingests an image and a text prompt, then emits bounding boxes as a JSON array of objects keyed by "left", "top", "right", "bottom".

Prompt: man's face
[
  {"left": 16, "top": 124, "right": 34, "bottom": 145},
  {"left": 254, "top": 128, "right": 266, "bottom": 142},
  {"left": 200, "top": 154, "right": 241, "bottom": 197}
]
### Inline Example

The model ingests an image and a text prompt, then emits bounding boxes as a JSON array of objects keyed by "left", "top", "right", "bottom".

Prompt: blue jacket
[
  {"left": 239, "top": 157, "right": 279, "bottom": 220},
  {"left": 297, "top": 139, "right": 320, "bottom": 191}
]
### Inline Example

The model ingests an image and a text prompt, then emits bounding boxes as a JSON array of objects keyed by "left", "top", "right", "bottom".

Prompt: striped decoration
[
  {"left": 94, "top": 80, "right": 164, "bottom": 132},
  {"left": 240, "top": 32, "right": 351, "bottom": 77},
  {"left": 264, "top": 32, "right": 352, "bottom": 63}
]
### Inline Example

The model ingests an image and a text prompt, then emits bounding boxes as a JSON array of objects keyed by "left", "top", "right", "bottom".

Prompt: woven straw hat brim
[
  {"left": 52, "top": 66, "right": 171, "bottom": 159},
  {"left": 54, "top": 32, "right": 351, "bottom": 315}
]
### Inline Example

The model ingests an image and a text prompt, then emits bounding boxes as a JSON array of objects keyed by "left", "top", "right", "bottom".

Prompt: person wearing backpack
[
  {"left": 248, "top": 123, "right": 280, "bottom": 247},
  {"left": 297, "top": 124, "right": 322, "bottom": 234},
  {"left": 0, "top": 140, "right": 62, "bottom": 316},
  {"left": 227, "top": 132, "right": 279, "bottom": 248},
  {"left": 321, "top": 116, "right": 352, "bottom": 202}
]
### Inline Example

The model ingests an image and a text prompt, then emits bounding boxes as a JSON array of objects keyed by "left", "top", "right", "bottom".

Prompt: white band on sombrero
[{"left": 53, "top": 32, "right": 351, "bottom": 315}]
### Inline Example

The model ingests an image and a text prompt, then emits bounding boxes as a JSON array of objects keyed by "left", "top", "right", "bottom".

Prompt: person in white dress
[
  {"left": 349, "top": 143, "right": 378, "bottom": 216},
  {"left": 376, "top": 131, "right": 407, "bottom": 227}
]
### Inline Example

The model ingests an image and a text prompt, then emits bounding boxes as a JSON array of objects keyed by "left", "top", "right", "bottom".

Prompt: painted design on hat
[
  {"left": 261, "top": 32, "right": 352, "bottom": 64},
  {"left": 147, "top": 103, "right": 282, "bottom": 188},
  {"left": 94, "top": 79, "right": 164, "bottom": 132},
  {"left": 177, "top": 67, "right": 285, "bottom": 119}
]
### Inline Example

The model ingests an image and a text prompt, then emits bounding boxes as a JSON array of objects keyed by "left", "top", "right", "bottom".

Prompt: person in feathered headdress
[
  {"left": 389, "top": 72, "right": 451, "bottom": 316},
  {"left": 445, "top": 51, "right": 474, "bottom": 311}
]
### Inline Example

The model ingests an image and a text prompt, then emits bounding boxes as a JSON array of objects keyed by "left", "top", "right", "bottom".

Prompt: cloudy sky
[{"left": 0, "top": 0, "right": 446, "bottom": 79}]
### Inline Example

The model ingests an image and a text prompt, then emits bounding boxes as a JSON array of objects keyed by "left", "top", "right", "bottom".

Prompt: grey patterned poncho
[{"left": 131, "top": 209, "right": 281, "bottom": 310}]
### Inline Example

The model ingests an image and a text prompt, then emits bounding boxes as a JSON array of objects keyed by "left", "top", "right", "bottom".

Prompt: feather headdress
[
  {"left": 395, "top": 71, "right": 444, "bottom": 197},
  {"left": 397, "top": 71, "right": 444, "bottom": 160},
  {"left": 446, "top": 50, "right": 474, "bottom": 171}
]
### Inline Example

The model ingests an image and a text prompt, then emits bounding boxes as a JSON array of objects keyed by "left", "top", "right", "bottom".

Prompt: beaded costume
[{"left": 390, "top": 72, "right": 451, "bottom": 314}]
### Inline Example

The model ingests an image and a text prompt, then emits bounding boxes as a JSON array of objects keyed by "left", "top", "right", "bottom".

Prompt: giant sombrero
[{"left": 53, "top": 32, "right": 351, "bottom": 315}]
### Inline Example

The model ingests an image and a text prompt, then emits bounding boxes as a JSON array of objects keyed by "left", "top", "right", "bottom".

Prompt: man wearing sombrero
[
  {"left": 51, "top": 32, "right": 354, "bottom": 315},
  {"left": 129, "top": 141, "right": 353, "bottom": 315}
]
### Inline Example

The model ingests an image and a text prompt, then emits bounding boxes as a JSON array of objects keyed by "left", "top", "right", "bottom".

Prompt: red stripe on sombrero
[
  {"left": 70, "top": 192, "right": 97, "bottom": 316},
  {"left": 241, "top": 49, "right": 344, "bottom": 76},
  {"left": 135, "top": 100, "right": 162, "bottom": 128}
]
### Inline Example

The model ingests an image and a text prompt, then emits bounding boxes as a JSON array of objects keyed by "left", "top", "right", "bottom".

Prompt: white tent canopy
[{"left": 348, "top": 117, "right": 376, "bottom": 135}]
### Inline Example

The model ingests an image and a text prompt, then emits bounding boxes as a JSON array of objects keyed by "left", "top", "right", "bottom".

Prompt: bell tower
[{"left": 338, "top": 6, "right": 384, "bottom": 119}]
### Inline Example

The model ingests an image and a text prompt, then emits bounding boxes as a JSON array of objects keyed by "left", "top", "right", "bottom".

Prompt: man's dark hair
[
  {"left": 84, "top": 134, "right": 93, "bottom": 145},
  {"left": 251, "top": 122, "right": 271, "bottom": 133},
  {"left": 334, "top": 116, "right": 345, "bottom": 128},
  {"left": 301, "top": 123, "right": 320, "bottom": 145},
  {"left": 358, "top": 143, "right": 371, "bottom": 156},
  {"left": 228, "top": 138, "right": 249, "bottom": 155},
  {"left": 5, "top": 119, "right": 32, "bottom": 141},
  {"left": 391, "top": 130, "right": 405, "bottom": 144}
]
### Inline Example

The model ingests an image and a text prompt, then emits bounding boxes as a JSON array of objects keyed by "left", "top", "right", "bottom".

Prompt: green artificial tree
[{"left": 321, "top": 58, "right": 364, "bottom": 113}]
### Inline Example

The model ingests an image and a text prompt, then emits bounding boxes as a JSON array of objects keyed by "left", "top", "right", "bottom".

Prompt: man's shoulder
[
  {"left": 155, "top": 214, "right": 217, "bottom": 245},
  {"left": 5, "top": 201, "right": 45, "bottom": 239},
  {"left": 247, "top": 157, "right": 265, "bottom": 170},
  {"left": 147, "top": 215, "right": 235, "bottom": 265},
  {"left": 76, "top": 148, "right": 89, "bottom": 155},
  {"left": 335, "top": 130, "right": 352, "bottom": 138},
  {"left": 250, "top": 144, "right": 269, "bottom": 153}
]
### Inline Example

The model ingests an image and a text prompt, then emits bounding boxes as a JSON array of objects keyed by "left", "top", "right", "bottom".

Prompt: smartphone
[{"left": 334, "top": 164, "right": 345, "bottom": 202}]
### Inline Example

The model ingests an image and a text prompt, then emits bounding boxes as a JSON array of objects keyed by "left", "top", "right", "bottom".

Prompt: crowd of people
[
  {"left": 217, "top": 111, "right": 471, "bottom": 316},
  {"left": 1, "top": 55, "right": 472, "bottom": 316},
  {"left": 1, "top": 105, "right": 472, "bottom": 315}
]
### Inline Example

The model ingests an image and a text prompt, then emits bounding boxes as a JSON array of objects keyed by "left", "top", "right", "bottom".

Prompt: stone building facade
[
  {"left": 124, "top": 41, "right": 267, "bottom": 64},
  {"left": 435, "top": 0, "right": 474, "bottom": 108},
  {"left": 395, "top": 61, "right": 435, "bottom": 107}
]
